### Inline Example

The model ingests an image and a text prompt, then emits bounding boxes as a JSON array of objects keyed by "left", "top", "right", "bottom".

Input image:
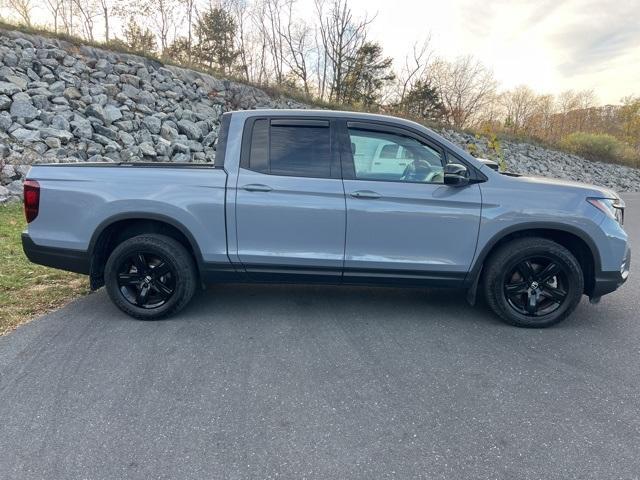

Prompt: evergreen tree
[
  {"left": 401, "top": 79, "right": 445, "bottom": 122},
  {"left": 341, "top": 42, "right": 395, "bottom": 108},
  {"left": 194, "top": 7, "right": 239, "bottom": 74},
  {"left": 123, "top": 17, "right": 157, "bottom": 54}
]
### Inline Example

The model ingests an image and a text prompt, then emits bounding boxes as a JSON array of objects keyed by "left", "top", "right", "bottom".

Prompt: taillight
[{"left": 23, "top": 179, "right": 40, "bottom": 223}]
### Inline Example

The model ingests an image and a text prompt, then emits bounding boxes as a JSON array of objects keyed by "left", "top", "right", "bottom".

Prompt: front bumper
[
  {"left": 591, "top": 246, "right": 631, "bottom": 298},
  {"left": 22, "top": 233, "right": 90, "bottom": 275}
]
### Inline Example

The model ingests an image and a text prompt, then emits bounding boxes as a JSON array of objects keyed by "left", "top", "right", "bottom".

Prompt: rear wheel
[
  {"left": 104, "top": 234, "right": 197, "bottom": 320},
  {"left": 483, "top": 237, "right": 583, "bottom": 328}
]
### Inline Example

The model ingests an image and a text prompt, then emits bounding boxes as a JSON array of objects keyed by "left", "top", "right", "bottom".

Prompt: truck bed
[{"left": 25, "top": 162, "right": 230, "bottom": 267}]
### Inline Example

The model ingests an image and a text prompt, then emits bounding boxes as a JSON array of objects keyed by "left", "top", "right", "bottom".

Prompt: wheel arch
[
  {"left": 88, "top": 213, "right": 204, "bottom": 289},
  {"left": 467, "top": 223, "right": 601, "bottom": 296}
]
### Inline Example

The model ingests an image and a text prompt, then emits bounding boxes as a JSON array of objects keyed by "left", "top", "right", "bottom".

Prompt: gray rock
[
  {"left": 94, "top": 124, "right": 118, "bottom": 140},
  {"left": 7, "top": 179, "right": 23, "bottom": 196},
  {"left": 118, "top": 130, "right": 135, "bottom": 146},
  {"left": 3, "top": 52, "right": 18, "bottom": 67},
  {"left": 39, "top": 127, "right": 73, "bottom": 143},
  {"left": 63, "top": 86, "right": 82, "bottom": 100},
  {"left": 202, "top": 131, "right": 217, "bottom": 147},
  {"left": 0, "top": 95, "right": 11, "bottom": 110},
  {"left": 103, "top": 105, "right": 122, "bottom": 124},
  {"left": 0, "top": 143, "right": 10, "bottom": 158},
  {"left": 139, "top": 142, "right": 157, "bottom": 157},
  {"left": 5, "top": 75, "right": 27, "bottom": 90},
  {"left": 160, "top": 123, "right": 178, "bottom": 141},
  {"left": 114, "top": 120, "right": 133, "bottom": 131},
  {"left": 10, "top": 128, "right": 40, "bottom": 142},
  {"left": 85, "top": 104, "right": 105, "bottom": 122},
  {"left": 51, "top": 115, "right": 70, "bottom": 131},
  {"left": 137, "top": 90, "right": 155, "bottom": 105},
  {"left": 172, "top": 153, "right": 191, "bottom": 162},
  {"left": 10, "top": 99, "right": 39, "bottom": 121},
  {"left": 15, "top": 164, "right": 30, "bottom": 177},
  {"left": 171, "top": 143, "right": 190, "bottom": 155},
  {"left": 71, "top": 118, "right": 93, "bottom": 139},
  {"left": 31, "top": 95, "right": 50, "bottom": 110},
  {"left": 0, "top": 81, "right": 21, "bottom": 96},
  {"left": 1, "top": 164, "right": 16, "bottom": 181},
  {"left": 0, "top": 111, "right": 12, "bottom": 131},
  {"left": 177, "top": 119, "right": 202, "bottom": 140},
  {"left": 142, "top": 116, "right": 161, "bottom": 134},
  {"left": 45, "top": 137, "right": 61, "bottom": 148},
  {"left": 95, "top": 58, "right": 112, "bottom": 73},
  {"left": 120, "top": 74, "right": 140, "bottom": 87}
]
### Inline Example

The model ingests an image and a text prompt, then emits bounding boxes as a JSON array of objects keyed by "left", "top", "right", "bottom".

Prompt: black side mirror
[{"left": 444, "top": 163, "right": 469, "bottom": 186}]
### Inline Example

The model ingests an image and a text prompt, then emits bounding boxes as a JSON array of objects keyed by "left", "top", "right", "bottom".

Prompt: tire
[
  {"left": 104, "top": 234, "right": 197, "bottom": 320},
  {"left": 483, "top": 237, "right": 584, "bottom": 328}
]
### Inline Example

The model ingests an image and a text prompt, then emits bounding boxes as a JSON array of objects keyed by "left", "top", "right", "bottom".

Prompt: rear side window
[{"left": 246, "top": 119, "right": 332, "bottom": 178}]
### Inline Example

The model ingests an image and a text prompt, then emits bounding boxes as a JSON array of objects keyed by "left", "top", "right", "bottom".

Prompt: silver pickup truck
[{"left": 22, "top": 110, "right": 630, "bottom": 327}]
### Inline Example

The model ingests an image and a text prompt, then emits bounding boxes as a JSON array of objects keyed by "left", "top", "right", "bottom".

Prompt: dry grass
[{"left": 0, "top": 202, "right": 89, "bottom": 335}]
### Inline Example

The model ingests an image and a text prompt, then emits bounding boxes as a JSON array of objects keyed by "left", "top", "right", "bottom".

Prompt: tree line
[{"left": 1, "top": 0, "right": 638, "bottom": 165}]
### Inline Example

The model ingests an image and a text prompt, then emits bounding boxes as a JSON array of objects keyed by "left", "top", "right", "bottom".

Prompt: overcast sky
[{"left": 337, "top": 0, "right": 640, "bottom": 104}]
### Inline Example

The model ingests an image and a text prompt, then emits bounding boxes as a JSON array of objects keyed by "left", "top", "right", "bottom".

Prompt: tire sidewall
[
  {"left": 104, "top": 236, "right": 194, "bottom": 320},
  {"left": 487, "top": 240, "right": 584, "bottom": 328}
]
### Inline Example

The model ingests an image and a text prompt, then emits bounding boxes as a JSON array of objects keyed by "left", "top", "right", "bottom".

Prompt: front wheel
[
  {"left": 104, "top": 234, "right": 197, "bottom": 320},
  {"left": 483, "top": 237, "right": 584, "bottom": 328}
]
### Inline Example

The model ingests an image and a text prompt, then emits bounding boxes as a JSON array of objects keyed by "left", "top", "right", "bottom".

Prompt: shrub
[{"left": 560, "top": 132, "right": 639, "bottom": 168}]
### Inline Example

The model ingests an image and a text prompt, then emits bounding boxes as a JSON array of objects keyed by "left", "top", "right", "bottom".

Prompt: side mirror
[{"left": 444, "top": 163, "right": 469, "bottom": 186}]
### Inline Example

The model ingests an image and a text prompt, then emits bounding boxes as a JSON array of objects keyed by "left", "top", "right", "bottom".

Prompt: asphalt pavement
[{"left": 1, "top": 194, "right": 639, "bottom": 480}]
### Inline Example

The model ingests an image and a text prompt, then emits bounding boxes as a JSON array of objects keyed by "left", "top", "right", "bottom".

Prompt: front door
[
  {"left": 340, "top": 121, "right": 482, "bottom": 285},
  {"left": 235, "top": 117, "right": 346, "bottom": 281}
]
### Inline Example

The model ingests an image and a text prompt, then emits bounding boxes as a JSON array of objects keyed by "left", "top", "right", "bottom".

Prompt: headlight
[{"left": 587, "top": 198, "right": 624, "bottom": 225}]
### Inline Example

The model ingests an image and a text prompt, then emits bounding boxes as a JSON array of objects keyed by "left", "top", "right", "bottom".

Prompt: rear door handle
[
  {"left": 350, "top": 190, "right": 381, "bottom": 199},
  {"left": 242, "top": 184, "right": 273, "bottom": 192}
]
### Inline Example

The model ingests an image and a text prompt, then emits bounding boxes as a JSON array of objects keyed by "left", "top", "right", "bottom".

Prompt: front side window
[
  {"left": 348, "top": 128, "right": 444, "bottom": 183},
  {"left": 247, "top": 120, "right": 332, "bottom": 178}
]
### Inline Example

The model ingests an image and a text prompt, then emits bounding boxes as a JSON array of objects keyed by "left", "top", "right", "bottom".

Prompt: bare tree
[
  {"left": 397, "top": 36, "right": 433, "bottom": 105},
  {"left": 145, "top": 0, "right": 180, "bottom": 55},
  {"left": 226, "top": 0, "right": 252, "bottom": 79},
  {"left": 3, "top": 0, "right": 34, "bottom": 26},
  {"left": 499, "top": 85, "right": 539, "bottom": 134},
  {"left": 427, "top": 55, "right": 497, "bottom": 128},
  {"left": 314, "top": 0, "right": 374, "bottom": 102},
  {"left": 99, "top": 0, "right": 110, "bottom": 41},
  {"left": 179, "top": 0, "right": 197, "bottom": 63},
  {"left": 278, "top": 1, "right": 312, "bottom": 94},
  {"left": 44, "top": 0, "right": 65, "bottom": 32},
  {"left": 72, "top": 0, "right": 99, "bottom": 40}
]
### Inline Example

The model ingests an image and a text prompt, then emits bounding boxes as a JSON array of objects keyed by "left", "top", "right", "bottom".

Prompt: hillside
[{"left": 1, "top": 27, "right": 639, "bottom": 203}]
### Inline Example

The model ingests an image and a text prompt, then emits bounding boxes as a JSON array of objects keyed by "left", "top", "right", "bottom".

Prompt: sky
[{"left": 336, "top": 0, "right": 640, "bottom": 105}]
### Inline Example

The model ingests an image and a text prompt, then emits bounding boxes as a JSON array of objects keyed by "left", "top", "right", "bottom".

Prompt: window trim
[{"left": 240, "top": 116, "right": 340, "bottom": 179}]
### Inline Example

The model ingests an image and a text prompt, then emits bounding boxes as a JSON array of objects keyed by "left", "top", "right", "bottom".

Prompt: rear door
[
  {"left": 234, "top": 117, "right": 346, "bottom": 281},
  {"left": 340, "top": 120, "right": 482, "bottom": 285}
]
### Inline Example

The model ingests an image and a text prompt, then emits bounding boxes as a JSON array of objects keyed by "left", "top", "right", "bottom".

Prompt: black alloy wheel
[
  {"left": 104, "top": 234, "right": 198, "bottom": 320},
  {"left": 117, "top": 252, "right": 176, "bottom": 309},
  {"left": 483, "top": 237, "right": 584, "bottom": 328},
  {"left": 503, "top": 256, "right": 569, "bottom": 317}
]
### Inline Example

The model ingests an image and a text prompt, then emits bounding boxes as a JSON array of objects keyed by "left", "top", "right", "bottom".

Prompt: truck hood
[{"left": 504, "top": 173, "right": 620, "bottom": 199}]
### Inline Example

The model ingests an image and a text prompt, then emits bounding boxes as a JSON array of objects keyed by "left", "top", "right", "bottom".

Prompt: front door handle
[
  {"left": 350, "top": 190, "right": 381, "bottom": 199},
  {"left": 242, "top": 184, "right": 273, "bottom": 192}
]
